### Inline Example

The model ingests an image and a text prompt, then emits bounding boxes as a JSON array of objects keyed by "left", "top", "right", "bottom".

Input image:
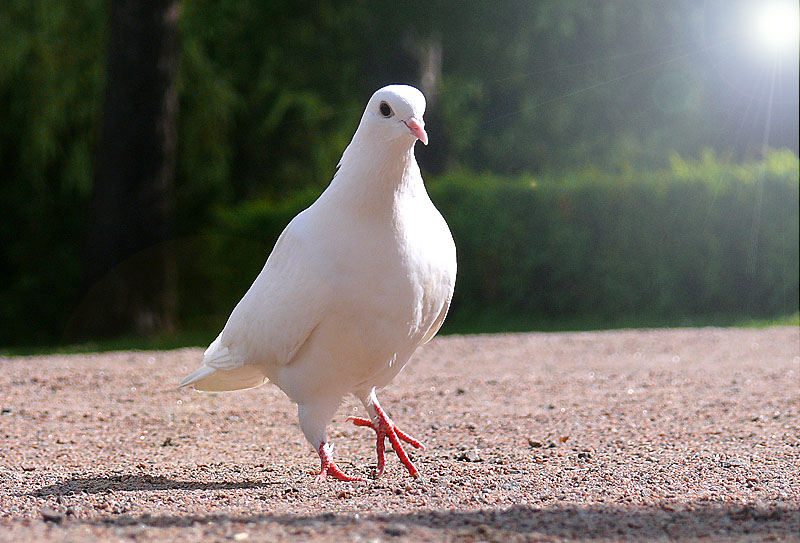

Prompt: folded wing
[{"left": 179, "top": 211, "right": 328, "bottom": 392}]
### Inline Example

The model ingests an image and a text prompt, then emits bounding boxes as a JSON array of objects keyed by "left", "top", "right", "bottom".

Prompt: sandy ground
[{"left": 0, "top": 326, "right": 798, "bottom": 543}]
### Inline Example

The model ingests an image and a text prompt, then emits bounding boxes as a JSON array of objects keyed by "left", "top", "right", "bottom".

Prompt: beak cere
[{"left": 404, "top": 117, "right": 428, "bottom": 146}]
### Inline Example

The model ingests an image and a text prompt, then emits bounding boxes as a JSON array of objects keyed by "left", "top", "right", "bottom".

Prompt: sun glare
[{"left": 750, "top": 0, "right": 800, "bottom": 57}]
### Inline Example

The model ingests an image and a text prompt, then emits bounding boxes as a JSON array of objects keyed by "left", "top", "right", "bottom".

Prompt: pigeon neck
[{"left": 331, "top": 135, "right": 421, "bottom": 206}]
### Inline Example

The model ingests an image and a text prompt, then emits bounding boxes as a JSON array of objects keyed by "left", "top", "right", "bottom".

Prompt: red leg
[
  {"left": 347, "top": 397, "right": 425, "bottom": 478},
  {"left": 315, "top": 443, "right": 365, "bottom": 482}
]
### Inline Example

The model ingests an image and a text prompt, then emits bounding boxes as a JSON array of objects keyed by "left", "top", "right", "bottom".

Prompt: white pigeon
[{"left": 179, "top": 85, "right": 456, "bottom": 481}]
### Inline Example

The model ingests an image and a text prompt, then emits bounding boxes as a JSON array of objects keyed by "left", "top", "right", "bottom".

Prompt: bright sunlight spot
[{"left": 749, "top": 0, "right": 800, "bottom": 57}]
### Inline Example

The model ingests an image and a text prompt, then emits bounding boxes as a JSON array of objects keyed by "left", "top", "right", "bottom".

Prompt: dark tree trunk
[{"left": 76, "top": 0, "right": 180, "bottom": 339}]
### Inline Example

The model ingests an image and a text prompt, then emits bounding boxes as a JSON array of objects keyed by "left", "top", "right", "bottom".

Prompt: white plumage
[{"left": 180, "top": 85, "right": 456, "bottom": 481}]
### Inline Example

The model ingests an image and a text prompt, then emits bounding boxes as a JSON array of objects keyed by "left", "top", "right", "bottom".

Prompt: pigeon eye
[{"left": 379, "top": 101, "right": 393, "bottom": 118}]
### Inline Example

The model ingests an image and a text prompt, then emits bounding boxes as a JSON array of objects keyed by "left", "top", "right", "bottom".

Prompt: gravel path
[{"left": 1, "top": 327, "right": 799, "bottom": 542}]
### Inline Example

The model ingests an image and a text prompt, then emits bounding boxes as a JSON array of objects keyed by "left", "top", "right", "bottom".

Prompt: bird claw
[
  {"left": 347, "top": 416, "right": 425, "bottom": 450},
  {"left": 315, "top": 464, "right": 365, "bottom": 483},
  {"left": 316, "top": 443, "right": 365, "bottom": 482},
  {"left": 348, "top": 407, "right": 425, "bottom": 478},
  {"left": 347, "top": 416, "right": 374, "bottom": 428}
]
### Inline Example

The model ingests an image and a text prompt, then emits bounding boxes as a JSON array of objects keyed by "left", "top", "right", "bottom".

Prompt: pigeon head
[{"left": 359, "top": 85, "right": 428, "bottom": 146}]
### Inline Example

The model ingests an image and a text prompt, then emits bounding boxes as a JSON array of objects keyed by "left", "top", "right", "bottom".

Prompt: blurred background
[{"left": 1, "top": 0, "right": 798, "bottom": 351}]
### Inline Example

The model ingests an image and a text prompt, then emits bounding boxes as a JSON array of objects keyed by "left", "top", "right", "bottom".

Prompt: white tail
[{"left": 178, "top": 333, "right": 267, "bottom": 391}]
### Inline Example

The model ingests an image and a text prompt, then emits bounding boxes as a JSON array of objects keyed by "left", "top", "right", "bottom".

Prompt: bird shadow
[
  {"left": 25, "top": 474, "right": 280, "bottom": 496},
  {"left": 24, "top": 475, "right": 799, "bottom": 541},
  {"left": 83, "top": 502, "right": 798, "bottom": 541}
]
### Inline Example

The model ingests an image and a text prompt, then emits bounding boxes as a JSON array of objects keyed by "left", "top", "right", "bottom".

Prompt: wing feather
[{"left": 179, "top": 209, "right": 329, "bottom": 391}]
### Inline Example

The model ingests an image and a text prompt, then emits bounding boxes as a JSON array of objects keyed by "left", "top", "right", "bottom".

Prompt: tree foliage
[
  {"left": 203, "top": 150, "right": 798, "bottom": 334},
  {"left": 0, "top": 1, "right": 797, "bottom": 345}
]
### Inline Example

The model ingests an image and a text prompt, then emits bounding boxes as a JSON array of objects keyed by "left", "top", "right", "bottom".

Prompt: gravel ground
[{"left": 1, "top": 326, "right": 799, "bottom": 543}]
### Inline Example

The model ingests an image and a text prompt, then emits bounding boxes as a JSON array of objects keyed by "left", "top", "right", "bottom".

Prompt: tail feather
[
  {"left": 178, "top": 366, "right": 218, "bottom": 388},
  {"left": 179, "top": 364, "right": 267, "bottom": 391},
  {"left": 179, "top": 332, "right": 268, "bottom": 391}
]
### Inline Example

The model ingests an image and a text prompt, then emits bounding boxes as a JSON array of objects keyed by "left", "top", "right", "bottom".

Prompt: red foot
[
  {"left": 347, "top": 401, "right": 424, "bottom": 478},
  {"left": 316, "top": 443, "right": 365, "bottom": 482}
]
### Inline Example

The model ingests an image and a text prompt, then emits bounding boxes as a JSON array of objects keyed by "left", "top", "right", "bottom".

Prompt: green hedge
[{"left": 201, "top": 150, "right": 798, "bottom": 333}]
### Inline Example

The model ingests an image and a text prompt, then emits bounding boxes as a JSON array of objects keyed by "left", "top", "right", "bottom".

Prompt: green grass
[
  {"left": 438, "top": 311, "right": 800, "bottom": 335},
  {"left": 737, "top": 312, "right": 799, "bottom": 328},
  {"left": 0, "top": 329, "right": 215, "bottom": 357},
  {"left": 2, "top": 312, "right": 797, "bottom": 357}
]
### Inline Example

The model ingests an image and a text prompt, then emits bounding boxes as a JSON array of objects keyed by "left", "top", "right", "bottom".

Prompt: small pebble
[
  {"left": 457, "top": 449, "right": 482, "bottom": 462},
  {"left": 384, "top": 523, "right": 408, "bottom": 536},
  {"left": 41, "top": 508, "right": 63, "bottom": 524}
]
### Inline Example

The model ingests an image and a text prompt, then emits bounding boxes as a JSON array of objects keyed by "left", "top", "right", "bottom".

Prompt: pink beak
[{"left": 404, "top": 117, "right": 428, "bottom": 145}]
